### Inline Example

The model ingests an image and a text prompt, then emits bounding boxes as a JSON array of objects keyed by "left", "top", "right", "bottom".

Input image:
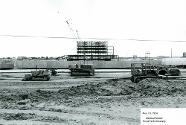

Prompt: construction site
[
  {"left": 1, "top": 69, "right": 186, "bottom": 124},
  {"left": 0, "top": 40, "right": 186, "bottom": 124},
  {"left": 0, "top": 8, "right": 185, "bottom": 124},
  {"left": 1, "top": 0, "right": 186, "bottom": 124}
]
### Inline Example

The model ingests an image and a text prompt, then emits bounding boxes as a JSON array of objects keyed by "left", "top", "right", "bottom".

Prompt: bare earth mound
[{"left": 0, "top": 78, "right": 186, "bottom": 124}]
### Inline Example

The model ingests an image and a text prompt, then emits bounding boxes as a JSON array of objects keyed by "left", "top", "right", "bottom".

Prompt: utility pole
[{"left": 171, "top": 48, "right": 172, "bottom": 58}]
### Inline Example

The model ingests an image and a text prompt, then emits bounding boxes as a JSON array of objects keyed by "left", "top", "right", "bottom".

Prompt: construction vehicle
[
  {"left": 69, "top": 64, "right": 95, "bottom": 76},
  {"left": 158, "top": 66, "right": 181, "bottom": 76},
  {"left": 130, "top": 63, "right": 162, "bottom": 83},
  {"left": 22, "top": 69, "right": 51, "bottom": 81},
  {"left": 66, "top": 19, "right": 95, "bottom": 76},
  {"left": 130, "top": 63, "right": 181, "bottom": 83}
]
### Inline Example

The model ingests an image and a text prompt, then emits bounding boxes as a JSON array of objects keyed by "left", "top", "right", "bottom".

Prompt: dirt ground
[{"left": 0, "top": 72, "right": 186, "bottom": 125}]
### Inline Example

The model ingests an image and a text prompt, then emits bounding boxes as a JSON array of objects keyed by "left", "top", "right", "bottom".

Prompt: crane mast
[{"left": 66, "top": 20, "right": 85, "bottom": 64}]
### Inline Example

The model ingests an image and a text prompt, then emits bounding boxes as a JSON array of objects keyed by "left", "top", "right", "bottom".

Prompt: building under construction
[{"left": 67, "top": 41, "right": 118, "bottom": 61}]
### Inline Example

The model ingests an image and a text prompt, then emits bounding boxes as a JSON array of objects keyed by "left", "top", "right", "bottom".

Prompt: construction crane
[
  {"left": 66, "top": 19, "right": 80, "bottom": 40},
  {"left": 65, "top": 19, "right": 95, "bottom": 76},
  {"left": 66, "top": 19, "right": 86, "bottom": 64}
]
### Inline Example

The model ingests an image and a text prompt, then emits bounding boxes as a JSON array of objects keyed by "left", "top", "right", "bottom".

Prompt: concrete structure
[
  {"left": 15, "top": 58, "right": 161, "bottom": 69},
  {"left": 161, "top": 58, "right": 186, "bottom": 66}
]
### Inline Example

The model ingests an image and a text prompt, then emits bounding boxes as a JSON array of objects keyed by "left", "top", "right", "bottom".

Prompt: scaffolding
[{"left": 67, "top": 41, "right": 118, "bottom": 61}]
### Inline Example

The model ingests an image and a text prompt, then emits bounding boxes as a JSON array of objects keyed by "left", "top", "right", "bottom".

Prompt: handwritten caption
[{"left": 141, "top": 108, "right": 186, "bottom": 125}]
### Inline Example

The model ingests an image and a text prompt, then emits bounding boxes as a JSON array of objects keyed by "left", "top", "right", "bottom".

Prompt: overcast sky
[{"left": 0, "top": 0, "right": 186, "bottom": 57}]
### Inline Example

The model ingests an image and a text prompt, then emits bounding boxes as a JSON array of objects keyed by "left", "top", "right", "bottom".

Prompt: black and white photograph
[{"left": 0, "top": 0, "right": 186, "bottom": 124}]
